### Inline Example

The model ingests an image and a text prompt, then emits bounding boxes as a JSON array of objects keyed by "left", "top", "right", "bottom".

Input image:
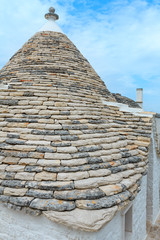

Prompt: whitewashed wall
[
  {"left": 132, "top": 175, "right": 147, "bottom": 240},
  {"left": 147, "top": 127, "right": 160, "bottom": 226}
]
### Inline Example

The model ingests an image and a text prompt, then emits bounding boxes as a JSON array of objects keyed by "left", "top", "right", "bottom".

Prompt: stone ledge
[{"left": 43, "top": 206, "right": 118, "bottom": 232}]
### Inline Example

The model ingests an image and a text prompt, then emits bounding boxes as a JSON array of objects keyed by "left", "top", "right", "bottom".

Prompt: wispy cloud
[{"left": 1, "top": 0, "right": 160, "bottom": 112}]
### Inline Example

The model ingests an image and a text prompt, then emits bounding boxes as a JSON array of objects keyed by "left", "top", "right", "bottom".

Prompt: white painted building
[{"left": 0, "top": 7, "right": 159, "bottom": 240}]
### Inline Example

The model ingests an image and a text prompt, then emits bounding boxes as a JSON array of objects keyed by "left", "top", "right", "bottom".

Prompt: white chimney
[{"left": 136, "top": 88, "right": 143, "bottom": 108}]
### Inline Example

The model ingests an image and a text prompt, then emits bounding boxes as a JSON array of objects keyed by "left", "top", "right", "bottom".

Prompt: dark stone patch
[
  {"left": 25, "top": 166, "right": 42, "bottom": 173},
  {"left": 61, "top": 135, "right": 79, "bottom": 141},
  {"left": 121, "top": 152, "right": 131, "bottom": 158},
  {"left": 26, "top": 189, "right": 53, "bottom": 199},
  {"left": 0, "top": 151, "right": 28, "bottom": 158},
  {"left": 138, "top": 146, "right": 148, "bottom": 152},
  {"left": 36, "top": 146, "right": 55, "bottom": 153},
  {"left": 54, "top": 188, "right": 105, "bottom": 200},
  {"left": 3, "top": 203, "right": 22, "bottom": 211},
  {"left": 6, "top": 118, "right": 37, "bottom": 123},
  {"left": 6, "top": 139, "right": 25, "bottom": 145},
  {"left": 54, "top": 130, "right": 70, "bottom": 135},
  {"left": 7, "top": 133, "right": 20, "bottom": 139},
  {"left": 0, "top": 195, "right": 10, "bottom": 202},
  {"left": 4, "top": 172, "right": 16, "bottom": 180},
  {"left": 22, "top": 207, "right": 42, "bottom": 216},
  {"left": 45, "top": 162, "right": 111, "bottom": 173},
  {"left": 110, "top": 166, "right": 123, "bottom": 174},
  {"left": 23, "top": 114, "right": 51, "bottom": 119},
  {"left": 9, "top": 197, "right": 33, "bottom": 207},
  {"left": 50, "top": 142, "right": 71, "bottom": 147},
  {"left": 39, "top": 181, "right": 74, "bottom": 191},
  {"left": 0, "top": 187, "right": 4, "bottom": 194},
  {"left": 82, "top": 129, "right": 107, "bottom": 134},
  {"left": 0, "top": 100, "right": 18, "bottom": 106},
  {"left": 119, "top": 136, "right": 127, "bottom": 140},
  {"left": 113, "top": 120, "right": 126, "bottom": 125},
  {"left": 60, "top": 111, "right": 70, "bottom": 115},
  {"left": 71, "top": 120, "right": 80, "bottom": 124},
  {"left": 71, "top": 152, "right": 90, "bottom": 158},
  {"left": 78, "top": 146, "right": 102, "bottom": 152},
  {"left": 120, "top": 158, "right": 130, "bottom": 165},
  {"left": 87, "top": 157, "right": 103, "bottom": 164},
  {"left": 44, "top": 166, "right": 80, "bottom": 173},
  {"left": 128, "top": 156, "right": 141, "bottom": 163},
  {"left": 88, "top": 119, "right": 105, "bottom": 124},
  {"left": 112, "top": 93, "right": 140, "bottom": 108},
  {"left": 23, "top": 92, "right": 34, "bottom": 97},
  {"left": 0, "top": 143, "right": 8, "bottom": 150},
  {"left": 1, "top": 180, "right": 25, "bottom": 188},
  {"left": 30, "top": 198, "right": 75, "bottom": 211},
  {"left": 25, "top": 181, "right": 39, "bottom": 189}
]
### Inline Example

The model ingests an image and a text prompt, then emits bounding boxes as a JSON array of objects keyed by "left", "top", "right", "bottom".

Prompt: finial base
[{"left": 45, "top": 7, "right": 59, "bottom": 21}]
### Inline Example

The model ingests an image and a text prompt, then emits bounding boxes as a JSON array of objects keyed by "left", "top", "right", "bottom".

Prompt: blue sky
[{"left": 1, "top": 0, "right": 160, "bottom": 112}]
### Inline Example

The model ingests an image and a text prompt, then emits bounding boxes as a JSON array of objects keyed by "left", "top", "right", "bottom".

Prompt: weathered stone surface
[
  {"left": 25, "top": 166, "right": 42, "bottom": 172},
  {"left": 61, "top": 158, "right": 88, "bottom": 167},
  {"left": 99, "top": 184, "right": 122, "bottom": 196},
  {"left": 78, "top": 145, "right": 102, "bottom": 152},
  {"left": 4, "top": 172, "right": 16, "bottom": 180},
  {"left": 19, "top": 158, "right": 38, "bottom": 165},
  {"left": 51, "top": 142, "right": 71, "bottom": 147},
  {"left": 45, "top": 153, "right": 71, "bottom": 160},
  {"left": 3, "top": 157, "right": 20, "bottom": 164},
  {"left": 0, "top": 186, "right": 4, "bottom": 194},
  {"left": 76, "top": 190, "right": 131, "bottom": 210},
  {"left": 44, "top": 206, "right": 118, "bottom": 231},
  {"left": 9, "top": 196, "right": 33, "bottom": 206},
  {"left": 35, "top": 172, "right": 57, "bottom": 181},
  {"left": 37, "top": 159, "right": 60, "bottom": 167},
  {"left": 6, "top": 165, "right": 25, "bottom": 172},
  {"left": 22, "top": 207, "right": 42, "bottom": 216},
  {"left": 88, "top": 169, "right": 111, "bottom": 177},
  {"left": 3, "top": 202, "right": 22, "bottom": 211},
  {"left": 57, "top": 146, "right": 77, "bottom": 153},
  {"left": 26, "top": 189, "right": 53, "bottom": 199},
  {"left": 0, "top": 99, "right": 18, "bottom": 106},
  {"left": 0, "top": 195, "right": 10, "bottom": 202},
  {"left": 36, "top": 146, "right": 55, "bottom": 153},
  {"left": 88, "top": 157, "right": 103, "bottom": 164},
  {"left": 15, "top": 172, "right": 35, "bottom": 180},
  {"left": 54, "top": 188, "right": 105, "bottom": 200},
  {"left": 61, "top": 135, "right": 79, "bottom": 141},
  {"left": 30, "top": 198, "right": 75, "bottom": 211},
  {"left": 39, "top": 181, "right": 74, "bottom": 191},
  {"left": 0, "top": 164, "right": 7, "bottom": 171},
  {"left": 57, "top": 171, "right": 89, "bottom": 181},
  {"left": 6, "top": 139, "right": 25, "bottom": 145},
  {"left": 75, "top": 174, "right": 123, "bottom": 189},
  {"left": 4, "top": 187, "right": 27, "bottom": 196},
  {"left": 1, "top": 180, "right": 26, "bottom": 188}
]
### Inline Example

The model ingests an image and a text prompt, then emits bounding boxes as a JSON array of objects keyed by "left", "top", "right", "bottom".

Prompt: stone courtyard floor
[{"left": 146, "top": 214, "right": 160, "bottom": 240}]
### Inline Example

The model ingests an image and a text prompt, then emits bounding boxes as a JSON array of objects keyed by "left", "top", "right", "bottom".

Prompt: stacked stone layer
[{"left": 0, "top": 32, "right": 152, "bottom": 216}]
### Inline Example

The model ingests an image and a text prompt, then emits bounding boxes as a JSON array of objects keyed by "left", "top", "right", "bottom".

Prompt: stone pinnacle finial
[{"left": 45, "top": 7, "right": 59, "bottom": 21}]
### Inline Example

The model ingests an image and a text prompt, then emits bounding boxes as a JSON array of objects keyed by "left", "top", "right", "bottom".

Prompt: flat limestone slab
[{"left": 43, "top": 206, "right": 118, "bottom": 232}]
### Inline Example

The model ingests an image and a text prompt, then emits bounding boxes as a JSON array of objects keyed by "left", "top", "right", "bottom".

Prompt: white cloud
[{"left": 1, "top": 0, "right": 160, "bottom": 112}]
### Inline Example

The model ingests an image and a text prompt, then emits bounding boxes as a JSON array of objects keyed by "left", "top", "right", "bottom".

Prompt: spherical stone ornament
[
  {"left": 45, "top": 7, "right": 59, "bottom": 21},
  {"left": 49, "top": 7, "right": 55, "bottom": 13}
]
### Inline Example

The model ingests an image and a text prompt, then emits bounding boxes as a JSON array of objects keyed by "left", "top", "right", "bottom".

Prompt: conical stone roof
[{"left": 0, "top": 8, "right": 153, "bottom": 231}]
